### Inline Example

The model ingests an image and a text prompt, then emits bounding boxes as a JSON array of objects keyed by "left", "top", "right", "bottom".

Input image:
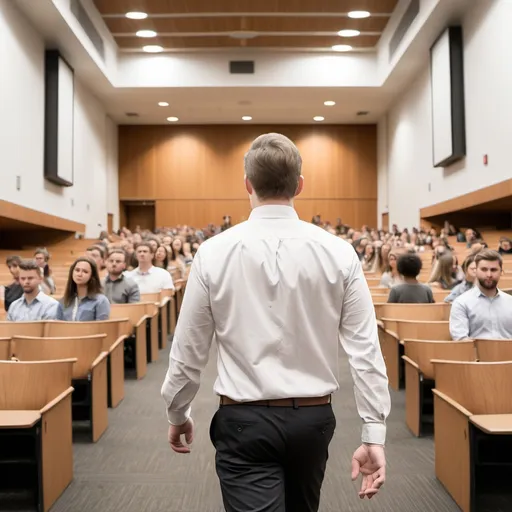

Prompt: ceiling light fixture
[
  {"left": 136, "top": 30, "right": 157, "bottom": 38},
  {"left": 348, "top": 10, "right": 371, "bottom": 19},
  {"left": 158, "top": 102, "right": 169, "bottom": 107},
  {"left": 313, "top": 116, "right": 325, "bottom": 122},
  {"left": 143, "top": 45, "right": 163, "bottom": 53},
  {"left": 338, "top": 29, "right": 361, "bottom": 37},
  {"left": 324, "top": 101, "right": 336, "bottom": 106},
  {"left": 126, "top": 11, "right": 148, "bottom": 19},
  {"left": 332, "top": 44, "right": 353, "bottom": 52},
  {"left": 242, "top": 116, "right": 252, "bottom": 121},
  {"left": 167, "top": 116, "right": 179, "bottom": 122}
]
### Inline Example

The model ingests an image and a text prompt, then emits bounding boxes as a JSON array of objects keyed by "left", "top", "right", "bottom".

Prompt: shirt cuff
[
  {"left": 362, "top": 422, "right": 386, "bottom": 445},
  {"left": 167, "top": 406, "right": 191, "bottom": 426}
]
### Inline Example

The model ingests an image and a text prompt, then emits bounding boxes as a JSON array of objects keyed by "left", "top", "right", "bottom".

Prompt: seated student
[
  {"left": 450, "top": 250, "right": 512, "bottom": 340},
  {"left": 3, "top": 255, "right": 23, "bottom": 312},
  {"left": 379, "top": 250, "right": 403, "bottom": 288},
  {"left": 125, "top": 242, "right": 175, "bottom": 294},
  {"left": 85, "top": 245, "right": 107, "bottom": 278},
  {"left": 444, "top": 254, "right": 477, "bottom": 303},
  {"left": 7, "top": 260, "right": 59, "bottom": 321},
  {"left": 428, "top": 253, "right": 461, "bottom": 290},
  {"left": 57, "top": 257, "right": 110, "bottom": 321},
  {"left": 387, "top": 254, "right": 434, "bottom": 304},
  {"left": 34, "top": 248, "right": 56, "bottom": 295},
  {"left": 498, "top": 237, "right": 512, "bottom": 255},
  {"left": 102, "top": 249, "right": 140, "bottom": 304}
]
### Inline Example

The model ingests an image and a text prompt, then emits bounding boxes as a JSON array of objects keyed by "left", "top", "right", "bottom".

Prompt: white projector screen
[
  {"left": 430, "top": 27, "right": 466, "bottom": 167},
  {"left": 44, "top": 51, "right": 74, "bottom": 186}
]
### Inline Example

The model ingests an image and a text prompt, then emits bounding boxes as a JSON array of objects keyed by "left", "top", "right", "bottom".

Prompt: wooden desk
[
  {"left": 0, "top": 410, "right": 41, "bottom": 428},
  {"left": 470, "top": 414, "right": 512, "bottom": 434}
]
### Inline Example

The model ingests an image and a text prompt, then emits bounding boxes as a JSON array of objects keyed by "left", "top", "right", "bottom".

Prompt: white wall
[
  {"left": 382, "top": 0, "right": 512, "bottom": 229},
  {"left": 0, "top": 0, "right": 118, "bottom": 237}
]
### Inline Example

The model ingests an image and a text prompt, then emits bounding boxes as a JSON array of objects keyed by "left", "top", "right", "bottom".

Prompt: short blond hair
[{"left": 244, "top": 133, "right": 302, "bottom": 200}]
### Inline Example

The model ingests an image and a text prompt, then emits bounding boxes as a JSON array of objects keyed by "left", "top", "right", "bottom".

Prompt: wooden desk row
[{"left": 0, "top": 285, "right": 186, "bottom": 512}]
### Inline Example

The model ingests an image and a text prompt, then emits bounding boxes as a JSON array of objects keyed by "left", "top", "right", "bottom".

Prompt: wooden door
[
  {"left": 125, "top": 204, "right": 155, "bottom": 232},
  {"left": 107, "top": 213, "right": 114, "bottom": 234},
  {"left": 381, "top": 212, "right": 389, "bottom": 232}
]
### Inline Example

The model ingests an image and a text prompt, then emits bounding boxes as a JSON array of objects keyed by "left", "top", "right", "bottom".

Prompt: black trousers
[{"left": 209, "top": 403, "right": 336, "bottom": 512}]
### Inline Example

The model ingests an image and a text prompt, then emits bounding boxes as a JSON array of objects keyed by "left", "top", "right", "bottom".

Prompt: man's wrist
[{"left": 167, "top": 406, "right": 191, "bottom": 426}]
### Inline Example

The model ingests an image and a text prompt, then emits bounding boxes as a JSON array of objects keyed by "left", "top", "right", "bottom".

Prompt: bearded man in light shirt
[{"left": 161, "top": 133, "right": 390, "bottom": 512}]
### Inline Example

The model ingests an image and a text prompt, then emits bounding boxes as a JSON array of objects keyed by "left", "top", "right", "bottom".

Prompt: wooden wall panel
[{"left": 120, "top": 125, "right": 377, "bottom": 227}]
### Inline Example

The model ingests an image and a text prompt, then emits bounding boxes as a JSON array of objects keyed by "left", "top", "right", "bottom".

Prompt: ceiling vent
[
  {"left": 389, "top": 0, "right": 420, "bottom": 59},
  {"left": 229, "top": 61, "right": 255, "bottom": 74},
  {"left": 125, "top": 112, "right": 139, "bottom": 117},
  {"left": 70, "top": 0, "right": 105, "bottom": 60},
  {"left": 357, "top": 111, "right": 369, "bottom": 116}
]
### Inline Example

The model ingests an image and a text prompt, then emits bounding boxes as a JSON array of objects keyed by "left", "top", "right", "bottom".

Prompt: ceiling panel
[
  {"left": 93, "top": 0, "right": 399, "bottom": 52},
  {"left": 118, "top": 35, "right": 379, "bottom": 49},
  {"left": 94, "top": 0, "right": 399, "bottom": 15}
]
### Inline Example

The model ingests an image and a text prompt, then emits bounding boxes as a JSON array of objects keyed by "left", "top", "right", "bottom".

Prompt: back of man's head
[
  {"left": 244, "top": 133, "right": 302, "bottom": 200},
  {"left": 397, "top": 253, "right": 422, "bottom": 278}
]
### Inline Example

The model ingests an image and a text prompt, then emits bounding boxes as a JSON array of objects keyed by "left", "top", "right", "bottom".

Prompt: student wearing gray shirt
[
  {"left": 102, "top": 249, "right": 140, "bottom": 304},
  {"left": 387, "top": 253, "right": 434, "bottom": 304},
  {"left": 7, "top": 260, "right": 59, "bottom": 321},
  {"left": 57, "top": 257, "right": 110, "bottom": 321},
  {"left": 450, "top": 250, "right": 512, "bottom": 340}
]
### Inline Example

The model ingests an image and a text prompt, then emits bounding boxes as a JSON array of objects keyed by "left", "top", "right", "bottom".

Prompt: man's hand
[
  {"left": 351, "top": 444, "right": 386, "bottom": 499},
  {"left": 168, "top": 418, "right": 194, "bottom": 454}
]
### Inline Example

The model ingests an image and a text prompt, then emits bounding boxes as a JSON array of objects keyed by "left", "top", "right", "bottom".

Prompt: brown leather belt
[{"left": 219, "top": 395, "right": 331, "bottom": 407}]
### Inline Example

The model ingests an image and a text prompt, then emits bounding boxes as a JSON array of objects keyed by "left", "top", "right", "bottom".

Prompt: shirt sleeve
[
  {"left": 95, "top": 295, "right": 111, "bottom": 320},
  {"left": 56, "top": 303, "right": 64, "bottom": 321},
  {"left": 449, "top": 298, "right": 470, "bottom": 340},
  {"left": 42, "top": 301, "right": 60, "bottom": 320},
  {"left": 427, "top": 287, "right": 435, "bottom": 303},
  {"left": 6, "top": 303, "right": 13, "bottom": 321},
  {"left": 128, "top": 281, "right": 140, "bottom": 303},
  {"left": 162, "top": 271, "right": 175, "bottom": 290},
  {"left": 161, "top": 250, "right": 214, "bottom": 425},
  {"left": 339, "top": 252, "right": 391, "bottom": 445}
]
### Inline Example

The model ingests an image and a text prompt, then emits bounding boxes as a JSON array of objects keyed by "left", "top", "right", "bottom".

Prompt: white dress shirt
[
  {"left": 450, "top": 285, "right": 512, "bottom": 340},
  {"left": 124, "top": 266, "right": 174, "bottom": 294},
  {"left": 161, "top": 205, "right": 390, "bottom": 445}
]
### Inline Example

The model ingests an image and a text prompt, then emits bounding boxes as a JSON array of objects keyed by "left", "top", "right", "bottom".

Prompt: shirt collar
[
  {"left": 474, "top": 285, "right": 501, "bottom": 299},
  {"left": 136, "top": 265, "right": 154, "bottom": 275},
  {"left": 106, "top": 274, "right": 125, "bottom": 283},
  {"left": 23, "top": 291, "right": 44, "bottom": 305},
  {"left": 249, "top": 205, "right": 299, "bottom": 220}
]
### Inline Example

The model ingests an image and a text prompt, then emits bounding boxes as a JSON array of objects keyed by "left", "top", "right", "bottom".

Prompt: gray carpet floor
[{"left": 49, "top": 344, "right": 459, "bottom": 512}]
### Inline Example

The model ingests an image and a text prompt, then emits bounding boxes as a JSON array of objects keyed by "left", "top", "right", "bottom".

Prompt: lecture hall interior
[{"left": 1, "top": 0, "right": 511, "bottom": 511}]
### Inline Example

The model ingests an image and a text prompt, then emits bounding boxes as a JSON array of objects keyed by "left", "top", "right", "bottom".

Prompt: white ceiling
[{"left": 105, "top": 86, "right": 391, "bottom": 124}]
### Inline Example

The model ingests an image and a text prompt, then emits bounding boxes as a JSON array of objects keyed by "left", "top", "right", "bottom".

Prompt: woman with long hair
[
  {"left": 154, "top": 245, "right": 169, "bottom": 269},
  {"left": 379, "top": 249, "right": 404, "bottom": 288},
  {"left": 57, "top": 257, "right": 110, "bottom": 321},
  {"left": 428, "top": 253, "right": 461, "bottom": 290},
  {"left": 362, "top": 244, "right": 376, "bottom": 271},
  {"left": 379, "top": 243, "right": 392, "bottom": 273},
  {"left": 168, "top": 239, "right": 186, "bottom": 281}
]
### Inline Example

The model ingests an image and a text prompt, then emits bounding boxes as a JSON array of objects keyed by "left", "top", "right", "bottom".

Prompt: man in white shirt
[
  {"left": 125, "top": 243, "right": 174, "bottom": 294},
  {"left": 161, "top": 133, "right": 390, "bottom": 511}
]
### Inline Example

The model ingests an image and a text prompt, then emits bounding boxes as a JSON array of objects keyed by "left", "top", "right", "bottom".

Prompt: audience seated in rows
[
  {"left": 449, "top": 250, "right": 512, "bottom": 340},
  {"left": 387, "top": 254, "right": 434, "bottom": 304}
]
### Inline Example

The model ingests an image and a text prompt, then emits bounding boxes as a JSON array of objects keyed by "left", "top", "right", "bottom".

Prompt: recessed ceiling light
[
  {"left": 143, "top": 45, "right": 163, "bottom": 53},
  {"left": 167, "top": 116, "right": 179, "bottom": 122},
  {"left": 158, "top": 102, "right": 169, "bottom": 107},
  {"left": 126, "top": 11, "right": 148, "bottom": 20},
  {"left": 332, "top": 44, "right": 353, "bottom": 52},
  {"left": 313, "top": 116, "right": 325, "bottom": 122},
  {"left": 136, "top": 30, "right": 157, "bottom": 38},
  {"left": 242, "top": 116, "right": 253, "bottom": 121},
  {"left": 348, "top": 10, "right": 371, "bottom": 19},
  {"left": 338, "top": 29, "right": 361, "bottom": 37},
  {"left": 324, "top": 101, "right": 336, "bottom": 106}
]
